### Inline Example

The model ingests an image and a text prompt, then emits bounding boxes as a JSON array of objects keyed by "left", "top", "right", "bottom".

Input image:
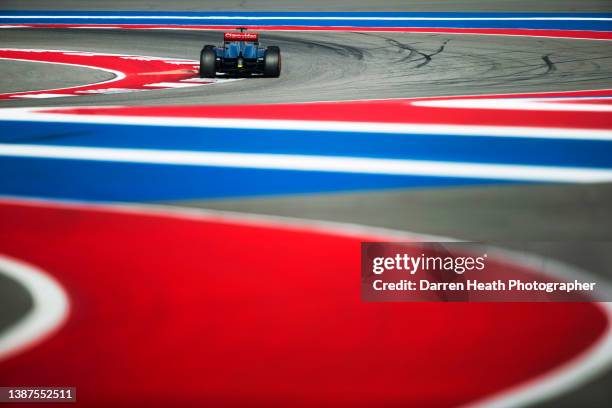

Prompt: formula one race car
[{"left": 199, "top": 28, "right": 281, "bottom": 78}]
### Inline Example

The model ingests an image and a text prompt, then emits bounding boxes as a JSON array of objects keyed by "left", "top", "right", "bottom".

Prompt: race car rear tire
[
  {"left": 199, "top": 45, "right": 216, "bottom": 78},
  {"left": 264, "top": 46, "right": 281, "bottom": 78}
]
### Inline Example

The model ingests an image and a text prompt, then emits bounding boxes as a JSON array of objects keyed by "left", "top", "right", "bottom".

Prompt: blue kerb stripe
[
  {"left": 1, "top": 118, "right": 605, "bottom": 202},
  {"left": 1, "top": 11, "right": 611, "bottom": 31},
  {"left": 2, "top": 121, "right": 611, "bottom": 169},
  {"left": 0, "top": 156, "right": 509, "bottom": 202}
]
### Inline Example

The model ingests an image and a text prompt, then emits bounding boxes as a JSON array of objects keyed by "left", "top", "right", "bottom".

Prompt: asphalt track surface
[
  {"left": 0, "top": 59, "right": 114, "bottom": 94},
  {"left": 1, "top": 28, "right": 612, "bottom": 107},
  {"left": 0, "top": 272, "right": 32, "bottom": 335},
  {"left": 1, "top": 1, "right": 612, "bottom": 407}
]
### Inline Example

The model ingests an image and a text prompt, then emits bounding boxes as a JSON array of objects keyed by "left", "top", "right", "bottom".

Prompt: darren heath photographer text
[{"left": 369, "top": 253, "right": 597, "bottom": 293}]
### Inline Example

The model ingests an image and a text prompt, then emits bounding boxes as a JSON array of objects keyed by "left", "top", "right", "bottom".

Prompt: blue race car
[{"left": 199, "top": 28, "right": 281, "bottom": 78}]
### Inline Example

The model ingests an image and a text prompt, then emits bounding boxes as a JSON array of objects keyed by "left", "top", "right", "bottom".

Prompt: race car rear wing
[{"left": 224, "top": 32, "right": 259, "bottom": 41}]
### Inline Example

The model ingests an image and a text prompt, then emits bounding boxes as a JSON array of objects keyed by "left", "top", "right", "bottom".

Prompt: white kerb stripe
[
  {"left": 144, "top": 82, "right": 203, "bottom": 88},
  {"left": 10, "top": 93, "right": 76, "bottom": 99},
  {"left": 0, "top": 255, "right": 69, "bottom": 362},
  {"left": 1, "top": 143, "right": 612, "bottom": 183},
  {"left": 414, "top": 98, "right": 612, "bottom": 112}
]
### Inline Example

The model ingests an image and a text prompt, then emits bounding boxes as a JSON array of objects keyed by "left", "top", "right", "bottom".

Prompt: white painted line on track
[
  {"left": 1, "top": 143, "right": 611, "bottom": 183},
  {"left": 10, "top": 93, "right": 77, "bottom": 99},
  {"left": 75, "top": 88, "right": 142, "bottom": 94},
  {"left": 0, "top": 254, "right": 69, "bottom": 362},
  {"left": 144, "top": 82, "right": 203, "bottom": 88},
  {"left": 414, "top": 98, "right": 612, "bottom": 112}
]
